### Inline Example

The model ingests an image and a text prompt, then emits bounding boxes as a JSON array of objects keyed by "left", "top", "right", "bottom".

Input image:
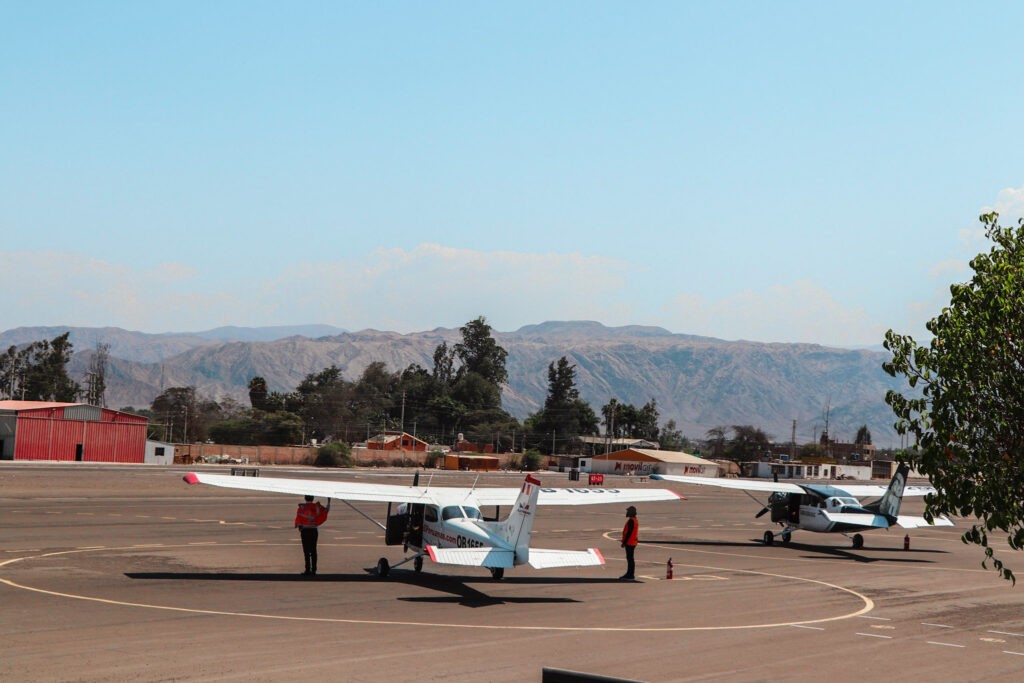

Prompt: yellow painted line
[
  {"left": 187, "top": 542, "right": 217, "bottom": 545},
  {"left": 0, "top": 544, "right": 875, "bottom": 633},
  {"left": 130, "top": 544, "right": 164, "bottom": 548},
  {"left": 240, "top": 540, "right": 266, "bottom": 544},
  {"left": 5, "top": 549, "right": 40, "bottom": 553},
  {"left": 75, "top": 546, "right": 107, "bottom": 550},
  {"left": 160, "top": 517, "right": 176, "bottom": 520}
]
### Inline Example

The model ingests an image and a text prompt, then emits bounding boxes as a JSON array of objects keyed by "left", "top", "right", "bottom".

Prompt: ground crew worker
[
  {"left": 620, "top": 505, "right": 639, "bottom": 581},
  {"left": 295, "top": 495, "right": 330, "bottom": 576}
]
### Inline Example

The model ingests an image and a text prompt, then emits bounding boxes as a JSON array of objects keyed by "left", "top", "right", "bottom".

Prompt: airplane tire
[
  {"left": 490, "top": 567, "right": 504, "bottom": 580},
  {"left": 781, "top": 532, "right": 791, "bottom": 544},
  {"left": 414, "top": 556, "right": 423, "bottom": 573},
  {"left": 763, "top": 531, "right": 774, "bottom": 546},
  {"left": 377, "top": 557, "right": 390, "bottom": 577},
  {"left": 852, "top": 534, "right": 864, "bottom": 549}
]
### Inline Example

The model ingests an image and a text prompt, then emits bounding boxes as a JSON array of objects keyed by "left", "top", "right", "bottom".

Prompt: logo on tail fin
[{"left": 876, "top": 464, "right": 909, "bottom": 522}]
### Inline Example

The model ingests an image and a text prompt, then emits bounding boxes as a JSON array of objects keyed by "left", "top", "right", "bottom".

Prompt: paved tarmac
[{"left": 2, "top": 462, "right": 1023, "bottom": 682}]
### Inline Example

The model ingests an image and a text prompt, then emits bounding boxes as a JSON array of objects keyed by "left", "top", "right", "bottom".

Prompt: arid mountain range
[{"left": 1, "top": 321, "right": 907, "bottom": 446}]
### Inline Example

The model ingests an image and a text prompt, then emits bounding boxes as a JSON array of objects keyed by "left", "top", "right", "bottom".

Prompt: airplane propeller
[{"left": 755, "top": 506, "right": 770, "bottom": 518}]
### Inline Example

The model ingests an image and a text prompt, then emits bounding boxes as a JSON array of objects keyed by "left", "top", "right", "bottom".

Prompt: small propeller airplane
[
  {"left": 183, "top": 471, "right": 683, "bottom": 579},
  {"left": 651, "top": 463, "right": 952, "bottom": 549}
]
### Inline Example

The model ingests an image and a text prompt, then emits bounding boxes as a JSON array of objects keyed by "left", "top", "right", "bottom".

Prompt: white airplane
[
  {"left": 651, "top": 463, "right": 952, "bottom": 549},
  {"left": 183, "top": 471, "right": 683, "bottom": 579}
]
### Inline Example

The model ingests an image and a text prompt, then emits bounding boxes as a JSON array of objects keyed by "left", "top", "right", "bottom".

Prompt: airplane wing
[
  {"left": 471, "top": 486, "right": 684, "bottom": 507},
  {"left": 425, "top": 546, "right": 514, "bottom": 568},
  {"left": 527, "top": 548, "right": 605, "bottom": 569},
  {"left": 184, "top": 472, "right": 682, "bottom": 507},
  {"left": 651, "top": 474, "right": 937, "bottom": 498},
  {"left": 829, "top": 484, "right": 936, "bottom": 497},
  {"left": 182, "top": 472, "right": 436, "bottom": 505},
  {"left": 650, "top": 474, "right": 804, "bottom": 493},
  {"left": 895, "top": 514, "right": 955, "bottom": 528}
]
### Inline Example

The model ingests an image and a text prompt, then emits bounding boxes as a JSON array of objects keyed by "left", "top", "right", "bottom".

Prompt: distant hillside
[{"left": 5, "top": 321, "right": 904, "bottom": 445}]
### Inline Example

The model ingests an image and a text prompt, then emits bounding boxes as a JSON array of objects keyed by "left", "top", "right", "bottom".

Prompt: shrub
[
  {"left": 522, "top": 450, "right": 543, "bottom": 471},
  {"left": 424, "top": 449, "right": 442, "bottom": 468},
  {"left": 314, "top": 442, "right": 353, "bottom": 468}
]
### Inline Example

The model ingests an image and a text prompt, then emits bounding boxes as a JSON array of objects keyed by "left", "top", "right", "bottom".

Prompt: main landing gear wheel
[
  {"left": 377, "top": 557, "right": 390, "bottom": 577},
  {"left": 490, "top": 567, "right": 505, "bottom": 580},
  {"left": 781, "top": 531, "right": 791, "bottom": 544},
  {"left": 852, "top": 534, "right": 864, "bottom": 549},
  {"left": 763, "top": 530, "right": 774, "bottom": 546},
  {"left": 414, "top": 556, "right": 424, "bottom": 573}
]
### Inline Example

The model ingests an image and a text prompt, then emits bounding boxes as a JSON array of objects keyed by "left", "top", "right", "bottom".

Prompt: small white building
[
  {"left": 145, "top": 440, "right": 174, "bottom": 465},
  {"left": 743, "top": 461, "right": 873, "bottom": 480}
]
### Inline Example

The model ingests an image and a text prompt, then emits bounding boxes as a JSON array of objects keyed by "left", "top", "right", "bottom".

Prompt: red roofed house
[{"left": 366, "top": 430, "right": 428, "bottom": 452}]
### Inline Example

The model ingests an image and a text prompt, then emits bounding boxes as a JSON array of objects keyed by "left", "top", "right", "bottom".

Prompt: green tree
[
  {"left": 884, "top": 212, "right": 1024, "bottom": 583},
  {"left": 724, "top": 425, "right": 771, "bottom": 462},
  {"left": 854, "top": 424, "right": 872, "bottom": 445},
  {"left": 659, "top": 419, "right": 690, "bottom": 452},
  {"left": 17, "top": 333, "right": 81, "bottom": 402},
  {"left": 248, "top": 376, "right": 269, "bottom": 411},
  {"left": 454, "top": 316, "right": 509, "bottom": 388},
  {"left": 527, "top": 357, "right": 598, "bottom": 454},
  {"left": 151, "top": 387, "right": 200, "bottom": 443}
]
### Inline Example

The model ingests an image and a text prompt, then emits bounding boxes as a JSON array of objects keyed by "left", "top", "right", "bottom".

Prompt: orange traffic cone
[{"left": 666, "top": 557, "right": 674, "bottom": 580}]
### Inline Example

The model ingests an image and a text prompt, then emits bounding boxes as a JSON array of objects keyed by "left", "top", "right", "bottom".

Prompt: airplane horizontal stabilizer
[
  {"left": 821, "top": 511, "right": 892, "bottom": 529},
  {"left": 896, "top": 514, "right": 955, "bottom": 528},
  {"left": 425, "top": 546, "right": 514, "bottom": 568},
  {"left": 527, "top": 548, "right": 605, "bottom": 569}
]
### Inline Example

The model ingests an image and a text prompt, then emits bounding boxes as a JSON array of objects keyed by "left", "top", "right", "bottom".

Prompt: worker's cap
[{"left": 304, "top": 495, "right": 314, "bottom": 502}]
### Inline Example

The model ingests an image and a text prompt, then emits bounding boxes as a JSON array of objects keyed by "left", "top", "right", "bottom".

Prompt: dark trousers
[
  {"left": 300, "top": 527, "right": 318, "bottom": 574},
  {"left": 624, "top": 544, "right": 636, "bottom": 578}
]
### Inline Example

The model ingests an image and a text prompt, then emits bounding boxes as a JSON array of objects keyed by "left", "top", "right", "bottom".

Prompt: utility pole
[{"left": 790, "top": 419, "right": 796, "bottom": 460}]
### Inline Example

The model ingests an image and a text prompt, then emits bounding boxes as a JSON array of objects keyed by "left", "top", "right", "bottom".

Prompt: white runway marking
[
  {"left": 858, "top": 615, "right": 891, "bottom": 621},
  {"left": 0, "top": 543, "right": 875, "bottom": 633},
  {"left": 856, "top": 633, "right": 892, "bottom": 639},
  {"left": 989, "top": 630, "right": 1024, "bottom": 638},
  {"left": 1003, "top": 651, "right": 1024, "bottom": 656},
  {"left": 927, "top": 641, "right": 965, "bottom": 648},
  {"left": 790, "top": 624, "right": 825, "bottom": 630},
  {"left": 922, "top": 623, "right": 953, "bottom": 628}
]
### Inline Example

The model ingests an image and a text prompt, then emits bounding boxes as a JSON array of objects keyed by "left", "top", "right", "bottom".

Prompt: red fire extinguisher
[
  {"left": 903, "top": 534, "right": 910, "bottom": 550},
  {"left": 666, "top": 557, "right": 674, "bottom": 580}
]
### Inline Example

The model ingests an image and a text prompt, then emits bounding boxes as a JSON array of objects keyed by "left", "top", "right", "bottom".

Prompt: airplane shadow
[
  {"left": 124, "top": 570, "right": 619, "bottom": 608},
  {"left": 643, "top": 538, "right": 948, "bottom": 564}
]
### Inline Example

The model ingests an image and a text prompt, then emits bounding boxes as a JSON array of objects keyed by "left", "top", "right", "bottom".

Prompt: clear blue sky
[{"left": 3, "top": 2, "right": 1022, "bottom": 346}]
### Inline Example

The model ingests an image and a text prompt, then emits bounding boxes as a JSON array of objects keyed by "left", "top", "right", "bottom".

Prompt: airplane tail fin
[
  {"left": 500, "top": 474, "right": 541, "bottom": 563},
  {"left": 867, "top": 463, "right": 909, "bottom": 523}
]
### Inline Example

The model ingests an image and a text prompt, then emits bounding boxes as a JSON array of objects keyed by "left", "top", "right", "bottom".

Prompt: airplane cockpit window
[
  {"left": 424, "top": 506, "right": 439, "bottom": 523},
  {"left": 441, "top": 505, "right": 483, "bottom": 520},
  {"left": 442, "top": 505, "right": 464, "bottom": 520}
]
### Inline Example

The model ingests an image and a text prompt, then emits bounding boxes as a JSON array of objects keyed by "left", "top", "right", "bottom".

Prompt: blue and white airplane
[{"left": 652, "top": 463, "right": 952, "bottom": 549}]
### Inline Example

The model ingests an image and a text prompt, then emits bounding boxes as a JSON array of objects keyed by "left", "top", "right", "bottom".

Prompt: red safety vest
[
  {"left": 622, "top": 517, "right": 639, "bottom": 546},
  {"left": 295, "top": 502, "right": 328, "bottom": 528}
]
